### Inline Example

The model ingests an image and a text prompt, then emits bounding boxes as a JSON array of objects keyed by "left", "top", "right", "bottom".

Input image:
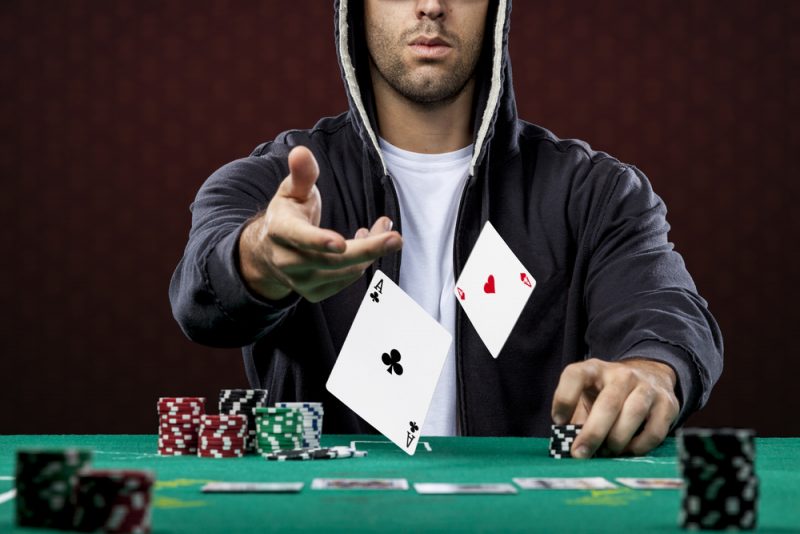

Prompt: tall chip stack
[
  {"left": 198, "top": 415, "right": 247, "bottom": 458},
  {"left": 15, "top": 449, "right": 92, "bottom": 529},
  {"left": 157, "top": 397, "right": 205, "bottom": 456},
  {"left": 218, "top": 389, "right": 268, "bottom": 453},
  {"left": 275, "top": 402, "right": 324, "bottom": 448},
  {"left": 677, "top": 428, "right": 758, "bottom": 530},
  {"left": 549, "top": 424, "right": 582, "bottom": 459},
  {"left": 71, "top": 469, "right": 154, "bottom": 533},
  {"left": 253, "top": 407, "right": 304, "bottom": 454}
]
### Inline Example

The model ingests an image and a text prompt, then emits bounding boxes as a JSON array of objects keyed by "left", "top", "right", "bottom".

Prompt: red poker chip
[
  {"left": 158, "top": 447, "right": 197, "bottom": 455},
  {"left": 200, "top": 422, "right": 247, "bottom": 432},
  {"left": 200, "top": 439, "right": 245, "bottom": 447},
  {"left": 198, "top": 450, "right": 243, "bottom": 458},
  {"left": 199, "top": 427, "right": 247, "bottom": 435},
  {"left": 199, "top": 429, "right": 247, "bottom": 438},
  {"left": 158, "top": 431, "right": 196, "bottom": 440},
  {"left": 201, "top": 414, "right": 246, "bottom": 422},
  {"left": 158, "top": 397, "right": 206, "bottom": 404},
  {"left": 158, "top": 440, "right": 198, "bottom": 448}
]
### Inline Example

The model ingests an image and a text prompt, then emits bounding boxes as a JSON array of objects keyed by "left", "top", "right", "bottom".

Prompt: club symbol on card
[
  {"left": 370, "top": 291, "right": 380, "bottom": 303},
  {"left": 381, "top": 349, "right": 403, "bottom": 375},
  {"left": 456, "top": 287, "right": 466, "bottom": 301},
  {"left": 483, "top": 274, "right": 496, "bottom": 294},
  {"left": 406, "top": 421, "right": 418, "bottom": 448},
  {"left": 520, "top": 273, "right": 532, "bottom": 288}
]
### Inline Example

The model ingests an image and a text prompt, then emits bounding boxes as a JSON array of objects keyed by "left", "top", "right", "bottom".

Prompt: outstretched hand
[
  {"left": 551, "top": 358, "right": 680, "bottom": 458},
  {"left": 239, "top": 146, "right": 403, "bottom": 302}
]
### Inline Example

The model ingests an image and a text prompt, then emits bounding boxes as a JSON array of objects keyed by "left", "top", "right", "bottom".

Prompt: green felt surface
[{"left": 0, "top": 435, "right": 798, "bottom": 533}]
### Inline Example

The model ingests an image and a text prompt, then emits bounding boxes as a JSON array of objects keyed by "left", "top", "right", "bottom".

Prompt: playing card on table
[
  {"left": 615, "top": 478, "right": 683, "bottom": 490},
  {"left": 513, "top": 477, "right": 617, "bottom": 490},
  {"left": 311, "top": 478, "right": 409, "bottom": 490},
  {"left": 201, "top": 482, "right": 304, "bottom": 493},
  {"left": 454, "top": 221, "right": 535, "bottom": 358},
  {"left": 326, "top": 270, "right": 452, "bottom": 455},
  {"left": 414, "top": 483, "right": 518, "bottom": 495}
]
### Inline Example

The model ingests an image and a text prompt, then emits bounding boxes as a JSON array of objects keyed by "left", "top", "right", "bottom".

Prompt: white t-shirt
[{"left": 379, "top": 138, "right": 473, "bottom": 437}]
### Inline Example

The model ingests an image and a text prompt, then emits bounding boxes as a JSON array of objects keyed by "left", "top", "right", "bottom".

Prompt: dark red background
[{"left": 1, "top": 1, "right": 798, "bottom": 435}]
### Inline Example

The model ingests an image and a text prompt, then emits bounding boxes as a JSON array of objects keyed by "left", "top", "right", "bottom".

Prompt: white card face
[
  {"left": 513, "top": 477, "right": 617, "bottom": 490},
  {"left": 311, "top": 478, "right": 409, "bottom": 490},
  {"left": 201, "top": 482, "right": 304, "bottom": 493},
  {"left": 615, "top": 478, "right": 683, "bottom": 490},
  {"left": 326, "top": 270, "right": 452, "bottom": 455},
  {"left": 414, "top": 483, "right": 518, "bottom": 495},
  {"left": 453, "top": 221, "right": 535, "bottom": 358}
]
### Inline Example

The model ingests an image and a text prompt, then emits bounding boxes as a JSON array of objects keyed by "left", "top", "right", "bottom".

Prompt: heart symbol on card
[
  {"left": 520, "top": 273, "right": 532, "bottom": 287},
  {"left": 483, "top": 275, "right": 496, "bottom": 294},
  {"left": 456, "top": 287, "right": 466, "bottom": 301}
]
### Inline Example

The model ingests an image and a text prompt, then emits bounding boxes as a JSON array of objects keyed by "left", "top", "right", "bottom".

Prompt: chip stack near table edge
[
  {"left": 275, "top": 402, "right": 324, "bottom": 448},
  {"left": 254, "top": 407, "right": 304, "bottom": 453},
  {"left": 549, "top": 424, "right": 582, "bottom": 459},
  {"left": 72, "top": 469, "right": 154, "bottom": 533},
  {"left": 15, "top": 449, "right": 92, "bottom": 529},
  {"left": 218, "top": 389, "right": 268, "bottom": 453},
  {"left": 198, "top": 414, "right": 247, "bottom": 458},
  {"left": 677, "top": 428, "right": 758, "bottom": 530},
  {"left": 157, "top": 397, "right": 205, "bottom": 455},
  {"left": 262, "top": 446, "right": 367, "bottom": 461}
]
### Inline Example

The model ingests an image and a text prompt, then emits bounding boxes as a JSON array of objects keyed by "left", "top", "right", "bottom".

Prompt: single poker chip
[{"left": 158, "top": 396, "right": 205, "bottom": 403}]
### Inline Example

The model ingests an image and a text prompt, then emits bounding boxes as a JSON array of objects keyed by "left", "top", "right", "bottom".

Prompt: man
[{"left": 170, "top": 0, "right": 723, "bottom": 458}]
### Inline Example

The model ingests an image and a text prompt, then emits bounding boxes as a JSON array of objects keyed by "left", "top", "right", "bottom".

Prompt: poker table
[{"left": 1, "top": 435, "right": 798, "bottom": 533}]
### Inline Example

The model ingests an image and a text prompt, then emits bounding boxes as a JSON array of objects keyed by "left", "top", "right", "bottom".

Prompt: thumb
[{"left": 283, "top": 146, "right": 320, "bottom": 200}]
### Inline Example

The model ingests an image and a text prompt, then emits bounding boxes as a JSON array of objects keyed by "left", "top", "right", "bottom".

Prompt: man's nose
[{"left": 415, "top": 0, "right": 446, "bottom": 21}]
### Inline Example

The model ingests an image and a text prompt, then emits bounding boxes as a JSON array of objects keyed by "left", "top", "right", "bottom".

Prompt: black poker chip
[{"left": 549, "top": 424, "right": 582, "bottom": 459}]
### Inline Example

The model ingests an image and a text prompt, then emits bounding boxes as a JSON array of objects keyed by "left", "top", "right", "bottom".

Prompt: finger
[
  {"left": 604, "top": 386, "right": 655, "bottom": 455},
  {"left": 570, "top": 398, "right": 590, "bottom": 425},
  {"left": 624, "top": 395, "right": 678, "bottom": 456},
  {"left": 270, "top": 213, "right": 347, "bottom": 254},
  {"left": 551, "top": 360, "right": 601, "bottom": 425},
  {"left": 283, "top": 146, "right": 320, "bottom": 201},
  {"left": 570, "top": 368, "right": 637, "bottom": 459},
  {"left": 289, "top": 231, "right": 402, "bottom": 271},
  {"left": 354, "top": 227, "right": 369, "bottom": 239},
  {"left": 368, "top": 216, "right": 393, "bottom": 235}
]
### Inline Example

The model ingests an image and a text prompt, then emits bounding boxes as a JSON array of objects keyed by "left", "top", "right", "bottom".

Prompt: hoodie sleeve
[
  {"left": 168, "top": 146, "right": 301, "bottom": 348},
  {"left": 582, "top": 163, "right": 723, "bottom": 425}
]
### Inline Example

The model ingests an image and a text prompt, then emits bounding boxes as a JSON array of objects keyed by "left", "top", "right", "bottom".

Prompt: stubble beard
[{"left": 367, "top": 22, "right": 483, "bottom": 108}]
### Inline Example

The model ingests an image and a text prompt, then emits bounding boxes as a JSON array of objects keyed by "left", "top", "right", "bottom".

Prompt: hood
[{"left": 334, "top": 0, "right": 517, "bottom": 178}]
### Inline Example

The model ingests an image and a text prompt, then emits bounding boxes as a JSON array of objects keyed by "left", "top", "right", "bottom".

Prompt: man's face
[{"left": 364, "top": 0, "right": 490, "bottom": 106}]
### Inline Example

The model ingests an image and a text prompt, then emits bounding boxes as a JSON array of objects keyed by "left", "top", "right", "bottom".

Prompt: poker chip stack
[
  {"left": 157, "top": 397, "right": 205, "bottom": 456},
  {"left": 262, "top": 446, "right": 367, "bottom": 461},
  {"left": 549, "top": 424, "right": 582, "bottom": 459},
  {"left": 71, "top": 469, "right": 154, "bottom": 533},
  {"left": 197, "top": 415, "right": 247, "bottom": 458},
  {"left": 15, "top": 449, "right": 92, "bottom": 529},
  {"left": 218, "top": 389, "right": 268, "bottom": 453},
  {"left": 677, "top": 428, "right": 758, "bottom": 530},
  {"left": 253, "top": 407, "right": 304, "bottom": 454},
  {"left": 275, "top": 402, "right": 324, "bottom": 448}
]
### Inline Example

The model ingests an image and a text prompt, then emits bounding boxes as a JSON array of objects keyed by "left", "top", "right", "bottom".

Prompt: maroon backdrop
[{"left": 1, "top": 1, "right": 798, "bottom": 435}]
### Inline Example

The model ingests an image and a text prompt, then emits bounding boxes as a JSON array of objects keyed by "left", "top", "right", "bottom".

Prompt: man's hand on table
[{"left": 551, "top": 358, "right": 680, "bottom": 458}]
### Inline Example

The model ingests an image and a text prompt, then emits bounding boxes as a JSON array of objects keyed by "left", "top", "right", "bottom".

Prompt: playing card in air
[
  {"left": 454, "top": 221, "right": 535, "bottom": 358},
  {"left": 326, "top": 270, "right": 452, "bottom": 455}
]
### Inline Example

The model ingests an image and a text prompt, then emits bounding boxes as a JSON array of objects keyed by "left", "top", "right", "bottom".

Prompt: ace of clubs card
[
  {"left": 454, "top": 221, "right": 535, "bottom": 358},
  {"left": 326, "top": 270, "right": 452, "bottom": 455}
]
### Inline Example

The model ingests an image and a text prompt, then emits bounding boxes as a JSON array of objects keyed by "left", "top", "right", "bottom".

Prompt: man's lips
[{"left": 408, "top": 36, "right": 452, "bottom": 59}]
